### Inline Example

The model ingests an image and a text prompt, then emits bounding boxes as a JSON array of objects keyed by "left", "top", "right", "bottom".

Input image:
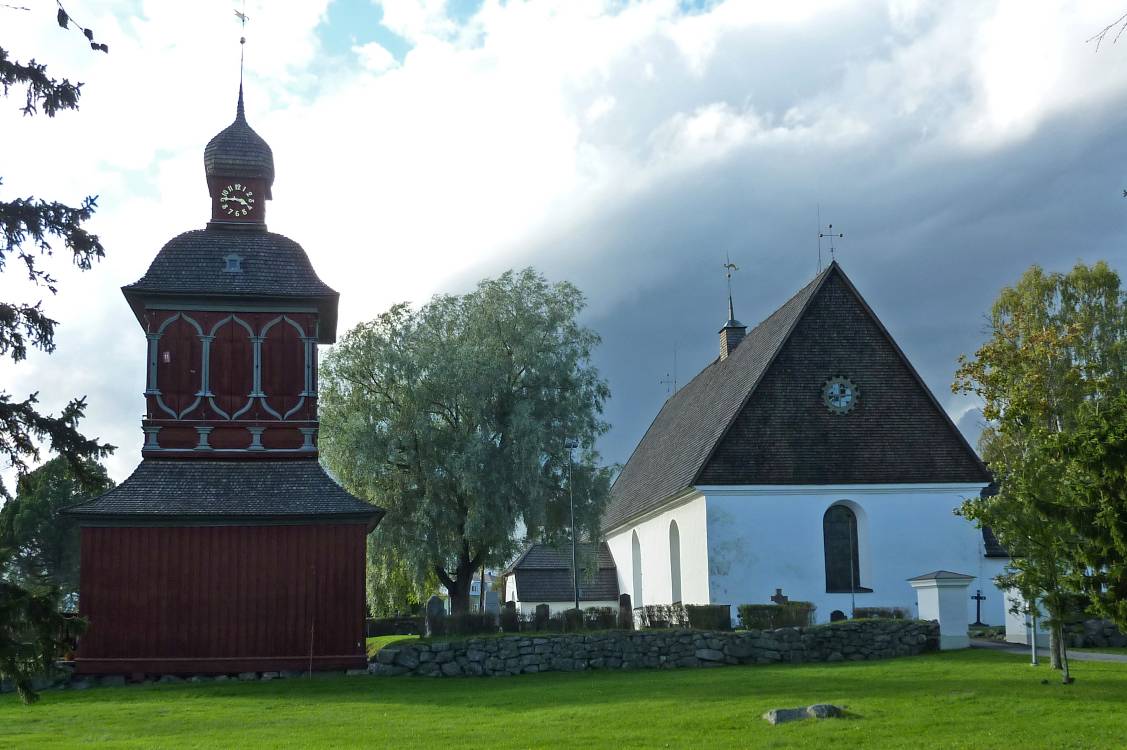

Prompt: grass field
[
  {"left": 365, "top": 634, "right": 417, "bottom": 658},
  {"left": 1073, "top": 646, "right": 1127, "bottom": 655},
  {"left": 2, "top": 649, "right": 1126, "bottom": 749}
]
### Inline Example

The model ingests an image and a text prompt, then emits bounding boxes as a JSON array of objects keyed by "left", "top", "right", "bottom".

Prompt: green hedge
[
  {"left": 853, "top": 606, "right": 910, "bottom": 620},
  {"left": 737, "top": 602, "right": 816, "bottom": 630},
  {"left": 685, "top": 604, "right": 732, "bottom": 631}
]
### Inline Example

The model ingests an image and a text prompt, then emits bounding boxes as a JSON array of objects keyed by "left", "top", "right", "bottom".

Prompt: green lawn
[
  {"left": 2, "top": 650, "right": 1126, "bottom": 749},
  {"left": 365, "top": 634, "right": 418, "bottom": 658}
]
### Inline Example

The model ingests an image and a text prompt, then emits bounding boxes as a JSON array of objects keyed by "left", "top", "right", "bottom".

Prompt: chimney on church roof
[{"left": 719, "top": 257, "right": 746, "bottom": 360}]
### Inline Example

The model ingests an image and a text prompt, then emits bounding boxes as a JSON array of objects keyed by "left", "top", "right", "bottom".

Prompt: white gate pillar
[{"left": 908, "top": 570, "right": 975, "bottom": 650}]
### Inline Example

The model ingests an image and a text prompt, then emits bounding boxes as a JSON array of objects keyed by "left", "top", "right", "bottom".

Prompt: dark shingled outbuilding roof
[
  {"left": 204, "top": 87, "right": 275, "bottom": 197},
  {"left": 63, "top": 460, "right": 382, "bottom": 527},
  {"left": 604, "top": 262, "right": 991, "bottom": 532},
  {"left": 504, "top": 543, "right": 619, "bottom": 603},
  {"left": 121, "top": 228, "right": 340, "bottom": 342}
]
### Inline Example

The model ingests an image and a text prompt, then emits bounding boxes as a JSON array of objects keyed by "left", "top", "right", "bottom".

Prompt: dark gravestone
[
  {"left": 618, "top": 593, "right": 633, "bottom": 630},
  {"left": 770, "top": 588, "right": 789, "bottom": 605},
  {"left": 830, "top": 609, "right": 847, "bottom": 622},
  {"left": 425, "top": 595, "right": 445, "bottom": 637},
  {"left": 534, "top": 603, "right": 550, "bottom": 631}
]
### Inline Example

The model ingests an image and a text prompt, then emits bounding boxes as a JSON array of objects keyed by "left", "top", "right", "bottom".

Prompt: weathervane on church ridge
[
  {"left": 818, "top": 223, "right": 844, "bottom": 272},
  {"left": 723, "top": 253, "right": 739, "bottom": 322}
]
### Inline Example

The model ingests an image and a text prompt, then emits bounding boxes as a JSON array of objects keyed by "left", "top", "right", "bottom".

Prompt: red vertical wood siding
[{"left": 76, "top": 524, "right": 369, "bottom": 674}]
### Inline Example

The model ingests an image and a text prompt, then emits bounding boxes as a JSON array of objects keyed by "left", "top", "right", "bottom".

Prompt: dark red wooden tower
[{"left": 65, "top": 89, "right": 383, "bottom": 676}]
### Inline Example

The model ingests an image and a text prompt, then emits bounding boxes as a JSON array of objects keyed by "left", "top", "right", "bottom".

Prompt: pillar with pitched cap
[{"left": 908, "top": 570, "right": 975, "bottom": 650}]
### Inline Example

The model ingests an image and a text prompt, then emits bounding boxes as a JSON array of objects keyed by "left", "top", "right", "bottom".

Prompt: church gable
[{"left": 696, "top": 266, "right": 989, "bottom": 485}]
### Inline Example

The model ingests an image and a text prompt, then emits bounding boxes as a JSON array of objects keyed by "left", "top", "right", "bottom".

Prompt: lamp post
[{"left": 565, "top": 438, "right": 580, "bottom": 614}]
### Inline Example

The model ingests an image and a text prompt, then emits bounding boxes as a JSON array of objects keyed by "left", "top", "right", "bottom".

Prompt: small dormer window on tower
[{"left": 223, "top": 254, "right": 244, "bottom": 273}]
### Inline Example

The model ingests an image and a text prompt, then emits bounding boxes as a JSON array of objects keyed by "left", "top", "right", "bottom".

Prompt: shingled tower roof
[
  {"left": 604, "top": 262, "right": 991, "bottom": 532},
  {"left": 204, "top": 86, "right": 275, "bottom": 197}
]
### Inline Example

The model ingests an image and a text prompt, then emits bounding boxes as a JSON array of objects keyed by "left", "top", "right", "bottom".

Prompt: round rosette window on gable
[{"left": 822, "top": 376, "right": 859, "bottom": 415}]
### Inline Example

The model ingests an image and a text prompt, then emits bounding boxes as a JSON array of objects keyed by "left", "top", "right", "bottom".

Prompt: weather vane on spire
[
  {"left": 723, "top": 253, "right": 739, "bottom": 322},
  {"left": 234, "top": 1, "right": 249, "bottom": 87},
  {"left": 817, "top": 223, "right": 844, "bottom": 272}
]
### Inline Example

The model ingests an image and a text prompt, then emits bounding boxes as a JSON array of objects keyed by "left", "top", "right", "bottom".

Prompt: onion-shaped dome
[{"left": 203, "top": 86, "right": 275, "bottom": 198}]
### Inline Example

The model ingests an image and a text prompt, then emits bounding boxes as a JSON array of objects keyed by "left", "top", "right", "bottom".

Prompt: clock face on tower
[
  {"left": 823, "top": 376, "right": 859, "bottom": 415},
  {"left": 219, "top": 183, "right": 256, "bottom": 217}
]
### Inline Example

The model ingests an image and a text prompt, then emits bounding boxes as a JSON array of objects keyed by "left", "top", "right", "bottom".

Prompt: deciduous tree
[
  {"left": 0, "top": 456, "right": 113, "bottom": 602},
  {"left": 955, "top": 261, "right": 1127, "bottom": 683},
  {"left": 320, "top": 269, "right": 613, "bottom": 615}
]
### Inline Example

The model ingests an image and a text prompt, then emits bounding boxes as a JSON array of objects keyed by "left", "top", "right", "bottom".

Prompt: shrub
[
  {"left": 636, "top": 604, "right": 688, "bottom": 629},
  {"left": 545, "top": 608, "right": 584, "bottom": 633},
  {"left": 685, "top": 604, "right": 732, "bottom": 631},
  {"left": 738, "top": 602, "right": 816, "bottom": 630},
  {"left": 444, "top": 612, "right": 497, "bottom": 636},
  {"left": 583, "top": 607, "right": 618, "bottom": 630},
  {"left": 853, "top": 606, "right": 910, "bottom": 620},
  {"left": 366, "top": 617, "right": 423, "bottom": 636}
]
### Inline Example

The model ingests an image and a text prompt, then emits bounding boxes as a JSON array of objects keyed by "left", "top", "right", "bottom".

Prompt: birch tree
[{"left": 955, "top": 261, "right": 1127, "bottom": 683}]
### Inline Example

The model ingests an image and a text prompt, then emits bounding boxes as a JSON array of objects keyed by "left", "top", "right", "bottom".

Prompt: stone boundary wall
[
  {"left": 369, "top": 619, "right": 939, "bottom": 677},
  {"left": 1069, "top": 619, "right": 1127, "bottom": 649}
]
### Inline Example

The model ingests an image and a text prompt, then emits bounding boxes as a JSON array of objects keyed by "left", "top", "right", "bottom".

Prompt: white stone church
[{"left": 602, "top": 262, "right": 1009, "bottom": 626}]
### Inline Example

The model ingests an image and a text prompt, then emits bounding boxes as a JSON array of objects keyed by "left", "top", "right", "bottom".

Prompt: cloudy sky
[{"left": 4, "top": 0, "right": 1127, "bottom": 488}]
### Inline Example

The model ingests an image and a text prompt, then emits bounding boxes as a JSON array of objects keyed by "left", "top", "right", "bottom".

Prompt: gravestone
[
  {"left": 484, "top": 590, "right": 500, "bottom": 615},
  {"left": 534, "top": 603, "right": 550, "bottom": 630},
  {"left": 425, "top": 595, "right": 446, "bottom": 637},
  {"left": 618, "top": 593, "right": 633, "bottom": 630},
  {"left": 830, "top": 609, "right": 847, "bottom": 622},
  {"left": 770, "top": 588, "right": 789, "bottom": 605}
]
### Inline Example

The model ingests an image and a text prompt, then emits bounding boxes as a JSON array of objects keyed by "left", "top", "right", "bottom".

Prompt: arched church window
[
  {"left": 669, "top": 521, "right": 682, "bottom": 604},
  {"left": 631, "top": 530, "right": 644, "bottom": 607},
  {"left": 823, "top": 504, "right": 870, "bottom": 593}
]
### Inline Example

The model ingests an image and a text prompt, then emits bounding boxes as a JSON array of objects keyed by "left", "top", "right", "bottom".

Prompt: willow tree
[
  {"left": 956, "top": 261, "right": 1127, "bottom": 682},
  {"left": 320, "top": 269, "right": 613, "bottom": 615}
]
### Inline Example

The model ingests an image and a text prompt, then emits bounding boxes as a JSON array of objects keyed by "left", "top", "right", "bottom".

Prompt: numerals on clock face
[{"left": 219, "top": 183, "right": 256, "bottom": 217}]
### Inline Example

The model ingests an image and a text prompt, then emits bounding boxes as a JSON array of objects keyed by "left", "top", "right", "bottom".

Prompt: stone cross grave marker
[
  {"left": 971, "top": 589, "right": 987, "bottom": 627},
  {"left": 770, "top": 588, "right": 789, "bottom": 605}
]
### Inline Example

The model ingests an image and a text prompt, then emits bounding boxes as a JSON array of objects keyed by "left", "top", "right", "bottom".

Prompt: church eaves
[{"left": 603, "top": 262, "right": 991, "bottom": 533}]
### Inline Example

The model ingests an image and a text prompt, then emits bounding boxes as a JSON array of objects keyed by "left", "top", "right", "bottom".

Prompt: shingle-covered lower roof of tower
[
  {"left": 124, "top": 228, "right": 337, "bottom": 298},
  {"left": 121, "top": 227, "right": 340, "bottom": 341},
  {"left": 603, "top": 262, "right": 991, "bottom": 533},
  {"left": 63, "top": 460, "right": 382, "bottom": 524}
]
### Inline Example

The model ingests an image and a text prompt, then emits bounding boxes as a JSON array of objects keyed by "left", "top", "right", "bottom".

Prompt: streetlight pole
[{"left": 565, "top": 438, "right": 580, "bottom": 614}]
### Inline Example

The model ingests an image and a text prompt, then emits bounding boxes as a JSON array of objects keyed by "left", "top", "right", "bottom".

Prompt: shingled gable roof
[
  {"left": 603, "top": 262, "right": 991, "bottom": 533},
  {"left": 63, "top": 460, "right": 383, "bottom": 528},
  {"left": 503, "top": 542, "right": 619, "bottom": 603}
]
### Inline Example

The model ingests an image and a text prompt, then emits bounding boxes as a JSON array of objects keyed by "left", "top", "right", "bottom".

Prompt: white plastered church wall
[
  {"left": 605, "top": 492, "right": 710, "bottom": 608},
  {"left": 700, "top": 483, "right": 1002, "bottom": 625}
]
